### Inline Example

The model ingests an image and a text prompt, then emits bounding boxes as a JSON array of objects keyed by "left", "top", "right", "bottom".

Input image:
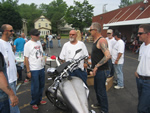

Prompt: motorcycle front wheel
[{"left": 45, "top": 90, "right": 69, "bottom": 111}]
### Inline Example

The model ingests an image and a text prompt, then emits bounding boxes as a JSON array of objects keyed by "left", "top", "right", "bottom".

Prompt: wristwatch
[{"left": 27, "top": 71, "right": 31, "bottom": 73}]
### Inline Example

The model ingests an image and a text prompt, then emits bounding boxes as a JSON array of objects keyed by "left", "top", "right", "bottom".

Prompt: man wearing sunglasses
[
  {"left": 105, "top": 29, "right": 116, "bottom": 78},
  {"left": 135, "top": 24, "right": 150, "bottom": 113},
  {"left": 24, "top": 29, "right": 47, "bottom": 110},
  {"left": 89, "top": 22, "right": 111, "bottom": 113},
  {"left": 0, "top": 24, "right": 20, "bottom": 113}
]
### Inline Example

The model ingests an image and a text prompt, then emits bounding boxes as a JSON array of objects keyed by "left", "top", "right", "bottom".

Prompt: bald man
[
  {"left": 59, "top": 30, "right": 89, "bottom": 84},
  {"left": 0, "top": 24, "right": 20, "bottom": 113}
]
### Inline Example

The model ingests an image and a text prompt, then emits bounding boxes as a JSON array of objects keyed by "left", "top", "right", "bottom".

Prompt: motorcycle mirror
[
  {"left": 75, "top": 49, "right": 82, "bottom": 55},
  {"left": 72, "top": 49, "right": 82, "bottom": 60}
]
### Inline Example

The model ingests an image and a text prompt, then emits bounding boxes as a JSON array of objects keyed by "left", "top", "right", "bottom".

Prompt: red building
[{"left": 92, "top": 0, "right": 150, "bottom": 42}]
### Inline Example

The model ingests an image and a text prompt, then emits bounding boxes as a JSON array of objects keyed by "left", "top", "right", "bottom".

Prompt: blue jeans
[
  {"left": 9, "top": 81, "right": 20, "bottom": 113},
  {"left": 136, "top": 77, "right": 150, "bottom": 113},
  {"left": 49, "top": 40, "right": 53, "bottom": 48},
  {"left": 58, "top": 40, "right": 61, "bottom": 47},
  {"left": 70, "top": 68, "right": 87, "bottom": 85},
  {"left": 94, "top": 70, "right": 108, "bottom": 113},
  {"left": 46, "top": 40, "right": 48, "bottom": 48},
  {"left": 113, "top": 64, "right": 124, "bottom": 87},
  {"left": 0, "top": 99, "right": 10, "bottom": 113},
  {"left": 108, "top": 59, "right": 114, "bottom": 77},
  {"left": 30, "top": 68, "right": 45, "bottom": 105}
]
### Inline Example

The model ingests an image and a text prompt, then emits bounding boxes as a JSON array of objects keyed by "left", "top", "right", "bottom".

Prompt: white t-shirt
[
  {"left": 59, "top": 41, "right": 89, "bottom": 70},
  {"left": 137, "top": 43, "right": 150, "bottom": 76},
  {"left": 48, "top": 35, "right": 53, "bottom": 41},
  {"left": 106, "top": 37, "right": 116, "bottom": 55},
  {"left": 0, "top": 39, "right": 17, "bottom": 83},
  {"left": 24, "top": 40, "right": 44, "bottom": 70},
  {"left": 111, "top": 39, "right": 125, "bottom": 64}
]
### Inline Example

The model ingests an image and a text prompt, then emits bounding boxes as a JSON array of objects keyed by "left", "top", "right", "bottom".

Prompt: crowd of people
[{"left": 0, "top": 23, "right": 150, "bottom": 113}]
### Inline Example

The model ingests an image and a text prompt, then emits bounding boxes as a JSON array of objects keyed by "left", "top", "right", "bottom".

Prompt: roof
[
  {"left": 93, "top": 0, "right": 150, "bottom": 28},
  {"left": 34, "top": 15, "right": 51, "bottom": 23}
]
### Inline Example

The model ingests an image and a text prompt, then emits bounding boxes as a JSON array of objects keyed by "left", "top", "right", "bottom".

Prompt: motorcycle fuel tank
[{"left": 59, "top": 76, "right": 89, "bottom": 113}]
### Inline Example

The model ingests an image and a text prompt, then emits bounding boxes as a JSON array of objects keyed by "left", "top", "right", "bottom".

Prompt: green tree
[
  {"left": 0, "top": 2, "right": 22, "bottom": 30},
  {"left": 132, "top": 0, "right": 143, "bottom": 4},
  {"left": 17, "top": 3, "right": 42, "bottom": 32},
  {"left": 40, "top": 0, "right": 68, "bottom": 34},
  {"left": 64, "top": 0, "right": 94, "bottom": 32},
  {"left": 119, "top": 0, "right": 132, "bottom": 8},
  {"left": 1, "top": 0, "right": 18, "bottom": 7},
  {"left": 119, "top": 0, "right": 143, "bottom": 8}
]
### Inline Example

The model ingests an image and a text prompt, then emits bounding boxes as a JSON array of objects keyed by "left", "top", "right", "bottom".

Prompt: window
[
  {"left": 46, "top": 23, "right": 48, "bottom": 27},
  {"left": 41, "top": 18, "right": 44, "bottom": 21},
  {"left": 39, "top": 23, "right": 41, "bottom": 27}
]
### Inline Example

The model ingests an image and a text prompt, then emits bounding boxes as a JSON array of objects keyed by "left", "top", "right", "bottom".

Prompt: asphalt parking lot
[{"left": 17, "top": 38, "right": 139, "bottom": 113}]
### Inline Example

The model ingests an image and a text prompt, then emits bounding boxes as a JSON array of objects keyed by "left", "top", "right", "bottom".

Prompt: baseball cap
[
  {"left": 30, "top": 29, "right": 40, "bottom": 36},
  {"left": 107, "top": 29, "right": 113, "bottom": 34}
]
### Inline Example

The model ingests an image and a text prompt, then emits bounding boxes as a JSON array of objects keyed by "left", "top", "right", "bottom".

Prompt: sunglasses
[
  {"left": 5, "top": 30, "right": 14, "bottom": 32},
  {"left": 69, "top": 34, "right": 75, "bottom": 36},
  {"left": 89, "top": 29, "right": 96, "bottom": 32},
  {"left": 138, "top": 32, "right": 147, "bottom": 35}
]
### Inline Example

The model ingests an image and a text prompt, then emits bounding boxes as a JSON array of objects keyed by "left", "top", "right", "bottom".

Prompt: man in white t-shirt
[
  {"left": 48, "top": 33, "right": 53, "bottom": 48},
  {"left": 59, "top": 30, "right": 89, "bottom": 84},
  {"left": 112, "top": 31, "right": 125, "bottom": 89},
  {"left": 24, "top": 29, "right": 47, "bottom": 110},
  {"left": 135, "top": 24, "right": 150, "bottom": 113},
  {"left": 0, "top": 24, "right": 20, "bottom": 113},
  {"left": 106, "top": 29, "right": 116, "bottom": 77}
]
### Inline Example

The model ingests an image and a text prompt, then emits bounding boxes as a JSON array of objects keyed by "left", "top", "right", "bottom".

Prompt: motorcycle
[{"left": 45, "top": 49, "right": 95, "bottom": 113}]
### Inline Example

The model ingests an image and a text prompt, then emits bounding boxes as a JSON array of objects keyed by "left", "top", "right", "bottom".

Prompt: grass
[{"left": 61, "top": 36, "right": 69, "bottom": 39}]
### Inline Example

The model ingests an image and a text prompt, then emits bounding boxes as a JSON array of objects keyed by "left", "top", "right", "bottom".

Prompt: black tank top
[{"left": 91, "top": 37, "right": 109, "bottom": 70}]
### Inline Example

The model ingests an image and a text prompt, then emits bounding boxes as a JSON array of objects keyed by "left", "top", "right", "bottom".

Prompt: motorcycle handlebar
[{"left": 52, "top": 55, "right": 88, "bottom": 90}]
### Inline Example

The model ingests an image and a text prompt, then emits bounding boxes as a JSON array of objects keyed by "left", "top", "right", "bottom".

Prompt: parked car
[{"left": 40, "top": 39, "right": 46, "bottom": 51}]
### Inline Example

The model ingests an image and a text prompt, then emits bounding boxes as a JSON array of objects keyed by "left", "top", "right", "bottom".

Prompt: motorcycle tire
[{"left": 45, "top": 90, "right": 69, "bottom": 111}]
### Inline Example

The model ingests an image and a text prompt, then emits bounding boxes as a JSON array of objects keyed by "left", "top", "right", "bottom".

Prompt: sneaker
[
  {"left": 24, "top": 79, "right": 29, "bottom": 84},
  {"left": 40, "top": 100, "right": 47, "bottom": 105},
  {"left": 114, "top": 85, "right": 124, "bottom": 89},
  {"left": 32, "top": 105, "right": 38, "bottom": 110},
  {"left": 91, "top": 103, "right": 100, "bottom": 109}
]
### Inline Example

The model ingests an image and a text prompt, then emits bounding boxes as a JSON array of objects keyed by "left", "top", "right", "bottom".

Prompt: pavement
[{"left": 17, "top": 38, "right": 139, "bottom": 113}]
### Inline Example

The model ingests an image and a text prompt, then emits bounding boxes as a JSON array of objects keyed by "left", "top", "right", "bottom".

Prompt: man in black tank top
[{"left": 89, "top": 22, "right": 111, "bottom": 113}]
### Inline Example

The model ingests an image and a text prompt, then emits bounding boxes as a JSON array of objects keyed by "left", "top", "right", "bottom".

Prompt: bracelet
[{"left": 27, "top": 71, "right": 30, "bottom": 73}]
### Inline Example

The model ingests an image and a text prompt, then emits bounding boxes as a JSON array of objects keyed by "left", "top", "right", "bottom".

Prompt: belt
[{"left": 138, "top": 75, "right": 150, "bottom": 80}]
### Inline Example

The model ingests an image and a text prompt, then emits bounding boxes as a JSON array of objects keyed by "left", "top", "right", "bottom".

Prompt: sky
[{"left": 18, "top": 0, "right": 121, "bottom": 16}]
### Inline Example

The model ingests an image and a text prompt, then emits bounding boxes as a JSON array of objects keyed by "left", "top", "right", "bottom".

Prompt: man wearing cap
[
  {"left": 112, "top": 31, "right": 125, "bottom": 89},
  {"left": 24, "top": 29, "right": 47, "bottom": 110},
  {"left": 105, "top": 29, "right": 116, "bottom": 77}
]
